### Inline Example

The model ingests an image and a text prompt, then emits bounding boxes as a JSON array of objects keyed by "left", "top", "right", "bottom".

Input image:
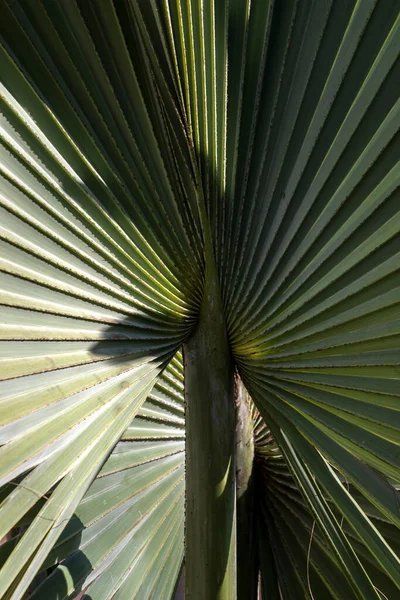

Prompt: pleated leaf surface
[{"left": 0, "top": 1, "right": 399, "bottom": 599}]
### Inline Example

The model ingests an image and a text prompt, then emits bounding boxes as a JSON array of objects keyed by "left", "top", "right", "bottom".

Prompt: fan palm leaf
[{"left": 0, "top": 0, "right": 399, "bottom": 598}]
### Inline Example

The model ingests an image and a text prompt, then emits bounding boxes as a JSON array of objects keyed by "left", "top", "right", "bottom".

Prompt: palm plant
[{"left": 0, "top": 0, "right": 399, "bottom": 598}]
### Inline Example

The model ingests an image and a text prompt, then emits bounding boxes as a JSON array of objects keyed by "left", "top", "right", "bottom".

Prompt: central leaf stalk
[{"left": 184, "top": 254, "right": 236, "bottom": 599}]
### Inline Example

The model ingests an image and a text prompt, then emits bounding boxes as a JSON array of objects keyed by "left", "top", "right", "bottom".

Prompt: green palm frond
[
  {"left": 0, "top": 0, "right": 399, "bottom": 598},
  {"left": 24, "top": 355, "right": 185, "bottom": 600}
]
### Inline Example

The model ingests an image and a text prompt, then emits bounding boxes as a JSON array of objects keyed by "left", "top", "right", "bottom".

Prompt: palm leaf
[{"left": 0, "top": 0, "right": 399, "bottom": 598}]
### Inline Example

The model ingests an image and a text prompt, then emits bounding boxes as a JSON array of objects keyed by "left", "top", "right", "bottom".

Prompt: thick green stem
[
  {"left": 184, "top": 259, "right": 236, "bottom": 599},
  {"left": 235, "top": 376, "right": 258, "bottom": 599}
]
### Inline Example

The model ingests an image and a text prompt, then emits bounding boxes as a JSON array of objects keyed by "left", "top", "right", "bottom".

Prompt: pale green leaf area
[{"left": 0, "top": 1, "right": 399, "bottom": 599}]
